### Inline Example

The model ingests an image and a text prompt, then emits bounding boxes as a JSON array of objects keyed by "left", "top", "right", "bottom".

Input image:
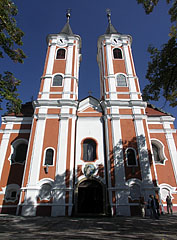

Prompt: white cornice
[
  {"left": 101, "top": 100, "right": 147, "bottom": 108},
  {"left": 2, "top": 116, "right": 32, "bottom": 124},
  {"left": 33, "top": 99, "right": 78, "bottom": 108}
]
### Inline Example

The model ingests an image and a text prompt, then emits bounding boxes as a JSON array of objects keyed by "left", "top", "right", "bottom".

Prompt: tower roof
[
  {"left": 105, "top": 9, "right": 120, "bottom": 35},
  {"left": 59, "top": 9, "right": 74, "bottom": 36}
]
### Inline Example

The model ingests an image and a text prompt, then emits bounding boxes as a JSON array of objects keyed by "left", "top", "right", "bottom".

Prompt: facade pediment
[{"left": 77, "top": 97, "right": 102, "bottom": 117}]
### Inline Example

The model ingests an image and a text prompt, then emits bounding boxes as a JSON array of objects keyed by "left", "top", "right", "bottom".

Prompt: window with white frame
[
  {"left": 83, "top": 139, "right": 97, "bottom": 161},
  {"left": 151, "top": 139, "right": 167, "bottom": 164},
  {"left": 152, "top": 144, "right": 160, "bottom": 163},
  {"left": 126, "top": 148, "right": 137, "bottom": 166},
  {"left": 52, "top": 74, "right": 63, "bottom": 86},
  {"left": 117, "top": 74, "right": 127, "bottom": 87},
  {"left": 56, "top": 48, "right": 65, "bottom": 59},
  {"left": 113, "top": 48, "right": 123, "bottom": 59},
  {"left": 11, "top": 139, "right": 28, "bottom": 164},
  {"left": 38, "top": 183, "right": 52, "bottom": 200},
  {"left": 44, "top": 148, "right": 54, "bottom": 166}
]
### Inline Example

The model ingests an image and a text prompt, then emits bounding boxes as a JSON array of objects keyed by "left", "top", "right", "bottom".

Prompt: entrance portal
[{"left": 77, "top": 179, "right": 104, "bottom": 214}]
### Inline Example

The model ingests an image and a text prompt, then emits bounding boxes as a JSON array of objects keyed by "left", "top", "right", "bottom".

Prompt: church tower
[
  {"left": 97, "top": 10, "right": 157, "bottom": 215},
  {"left": 19, "top": 11, "right": 82, "bottom": 216}
]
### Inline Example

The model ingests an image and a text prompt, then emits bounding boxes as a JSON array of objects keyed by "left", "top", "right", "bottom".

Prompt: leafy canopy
[
  {"left": 0, "top": 0, "right": 26, "bottom": 112},
  {"left": 137, "top": 0, "right": 177, "bottom": 107}
]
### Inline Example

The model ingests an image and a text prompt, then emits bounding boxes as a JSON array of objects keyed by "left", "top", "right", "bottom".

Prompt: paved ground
[{"left": 0, "top": 213, "right": 177, "bottom": 239}]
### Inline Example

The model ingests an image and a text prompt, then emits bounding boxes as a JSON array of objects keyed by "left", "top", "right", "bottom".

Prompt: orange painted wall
[
  {"left": 120, "top": 119, "right": 141, "bottom": 180},
  {"left": 0, "top": 132, "right": 30, "bottom": 205},
  {"left": 39, "top": 119, "right": 59, "bottom": 180},
  {"left": 150, "top": 132, "right": 176, "bottom": 187}
]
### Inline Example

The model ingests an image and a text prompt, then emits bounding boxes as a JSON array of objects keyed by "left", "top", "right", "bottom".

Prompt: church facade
[{"left": 0, "top": 13, "right": 177, "bottom": 216}]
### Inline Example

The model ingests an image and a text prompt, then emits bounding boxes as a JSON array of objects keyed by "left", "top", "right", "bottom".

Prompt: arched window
[
  {"left": 152, "top": 144, "right": 160, "bottom": 163},
  {"left": 44, "top": 148, "right": 54, "bottom": 165},
  {"left": 126, "top": 148, "right": 137, "bottom": 166},
  {"left": 113, "top": 48, "right": 123, "bottom": 59},
  {"left": 56, "top": 49, "right": 65, "bottom": 59},
  {"left": 52, "top": 74, "right": 63, "bottom": 86},
  {"left": 39, "top": 183, "right": 52, "bottom": 200},
  {"left": 83, "top": 139, "right": 96, "bottom": 161},
  {"left": 117, "top": 74, "right": 127, "bottom": 86},
  {"left": 12, "top": 143, "right": 28, "bottom": 164}
]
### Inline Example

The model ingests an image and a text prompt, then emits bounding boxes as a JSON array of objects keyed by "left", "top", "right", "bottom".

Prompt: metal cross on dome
[
  {"left": 106, "top": 8, "right": 112, "bottom": 23},
  {"left": 66, "top": 9, "right": 71, "bottom": 22}
]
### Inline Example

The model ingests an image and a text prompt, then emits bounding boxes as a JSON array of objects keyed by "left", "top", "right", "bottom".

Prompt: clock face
[
  {"left": 58, "top": 38, "right": 66, "bottom": 46},
  {"left": 112, "top": 38, "right": 122, "bottom": 46}
]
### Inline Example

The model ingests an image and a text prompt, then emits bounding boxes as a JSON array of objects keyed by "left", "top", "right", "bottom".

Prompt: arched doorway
[{"left": 77, "top": 179, "right": 104, "bottom": 214}]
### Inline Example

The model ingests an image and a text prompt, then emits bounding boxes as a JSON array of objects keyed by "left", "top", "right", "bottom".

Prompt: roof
[
  {"left": 5, "top": 102, "right": 34, "bottom": 117},
  {"left": 145, "top": 103, "right": 172, "bottom": 117},
  {"left": 60, "top": 21, "right": 73, "bottom": 36},
  {"left": 105, "top": 22, "right": 120, "bottom": 34}
]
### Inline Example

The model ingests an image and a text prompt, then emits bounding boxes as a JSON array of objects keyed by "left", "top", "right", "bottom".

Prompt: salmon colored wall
[
  {"left": 117, "top": 94, "right": 130, "bottom": 99},
  {"left": 0, "top": 132, "right": 30, "bottom": 205},
  {"left": 13, "top": 124, "right": 31, "bottom": 130},
  {"left": 52, "top": 47, "right": 66, "bottom": 75},
  {"left": 120, "top": 119, "right": 141, "bottom": 181},
  {"left": 119, "top": 109, "right": 133, "bottom": 115},
  {"left": 116, "top": 87, "right": 129, "bottom": 92},
  {"left": 148, "top": 124, "right": 163, "bottom": 129},
  {"left": 150, "top": 132, "right": 176, "bottom": 187},
  {"left": 39, "top": 119, "right": 59, "bottom": 180}
]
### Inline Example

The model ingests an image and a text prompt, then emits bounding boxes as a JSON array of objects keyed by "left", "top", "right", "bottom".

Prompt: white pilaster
[
  {"left": 163, "top": 122, "right": 177, "bottom": 183},
  {"left": 27, "top": 111, "right": 47, "bottom": 186},
  {"left": 63, "top": 41, "right": 74, "bottom": 99},
  {"left": 106, "top": 42, "right": 116, "bottom": 100},
  {"left": 52, "top": 116, "right": 69, "bottom": 216}
]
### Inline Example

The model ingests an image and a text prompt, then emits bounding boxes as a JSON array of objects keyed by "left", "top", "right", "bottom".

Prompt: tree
[
  {"left": 0, "top": 0, "right": 26, "bottom": 113},
  {"left": 137, "top": 0, "right": 177, "bottom": 107}
]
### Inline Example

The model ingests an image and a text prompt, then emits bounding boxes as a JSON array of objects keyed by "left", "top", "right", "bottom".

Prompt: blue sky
[{"left": 1, "top": 0, "right": 176, "bottom": 126}]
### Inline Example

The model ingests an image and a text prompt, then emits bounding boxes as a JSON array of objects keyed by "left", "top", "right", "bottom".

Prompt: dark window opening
[
  {"left": 11, "top": 191, "right": 17, "bottom": 199},
  {"left": 83, "top": 139, "right": 96, "bottom": 161},
  {"left": 113, "top": 48, "right": 123, "bottom": 59},
  {"left": 14, "top": 143, "right": 28, "bottom": 163},
  {"left": 45, "top": 149, "right": 54, "bottom": 165},
  {"left": 56, "top": 49, "right": 65, "bottom": 59},
  {"left": 152, "top": 144, "right": 160, "bottom": 163},
  {"left": 127, "top": 148, "right": 137, "bottom": 166},
  {"left": 53, "top": 75, "right": 63, "bottom": 86}
]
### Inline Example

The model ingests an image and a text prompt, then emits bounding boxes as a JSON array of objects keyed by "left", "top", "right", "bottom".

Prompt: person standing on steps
[{"left": 166, "top": 195, "right": 173, "bottom": 214}]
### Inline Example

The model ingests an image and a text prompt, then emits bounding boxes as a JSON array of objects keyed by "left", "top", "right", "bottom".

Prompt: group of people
[
  {"left": 147, "top": 195, "right": 160, "bottom": 219},
  {"left": 139, "top": 194, "right": 173, "bottom": 218}
]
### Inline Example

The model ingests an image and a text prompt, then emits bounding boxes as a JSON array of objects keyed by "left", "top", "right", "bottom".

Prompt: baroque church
[{"left": 0, "top": 12, "right": 177, "bottom": 216}]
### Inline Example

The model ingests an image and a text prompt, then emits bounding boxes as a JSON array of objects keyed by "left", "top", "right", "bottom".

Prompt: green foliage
[
  {"left": 0, "top": 71, "right": 22, "bottom": 113},
  {"left": 0, "top": 0, "right": 26, "bottom": 113},
  {"left": 143, "top": 38, "right": 177, "bottom": 107},
  {"left": 136, "top": 0, "right": 177, "bottom": 106}
]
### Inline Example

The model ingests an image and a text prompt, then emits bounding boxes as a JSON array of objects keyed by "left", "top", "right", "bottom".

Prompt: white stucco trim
[{"left": 151, "top": 138, "right": 168, "bottom": 165}]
